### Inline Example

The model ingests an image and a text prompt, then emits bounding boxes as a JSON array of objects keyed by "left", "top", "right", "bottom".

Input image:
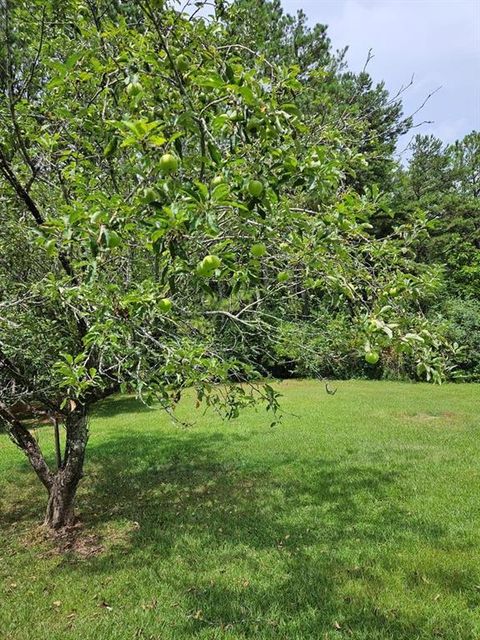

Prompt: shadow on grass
[
  {"left": 91, "top": 395, "right": 153, "bottom": 418},
  {"left": 2, "top": 415, "right": 476, "bottom": 638},
  {"left": 57, "top": 427, "right": 471, "bottom": 639}
]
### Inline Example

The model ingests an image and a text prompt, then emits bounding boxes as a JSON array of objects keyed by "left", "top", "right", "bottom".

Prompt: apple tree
[{"left": 0, "top": 0, "right": 443, "bottom": 529}]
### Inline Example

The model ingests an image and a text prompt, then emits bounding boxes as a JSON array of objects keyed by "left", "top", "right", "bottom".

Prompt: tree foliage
[
  {"left": 393, "top": 132, "right": 480, "bottom": 298},
  {"left": 0, "top": 0, "right": 458, "bottom": 528}
]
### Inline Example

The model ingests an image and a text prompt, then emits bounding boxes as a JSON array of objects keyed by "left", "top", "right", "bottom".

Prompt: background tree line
[{"left": 223, "top": 0, "right": 479, "bottom": 382}]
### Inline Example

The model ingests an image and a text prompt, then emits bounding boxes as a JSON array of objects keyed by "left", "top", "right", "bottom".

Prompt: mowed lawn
[{"left": 1, "top": 381, "right": 480, "bottom": 640}]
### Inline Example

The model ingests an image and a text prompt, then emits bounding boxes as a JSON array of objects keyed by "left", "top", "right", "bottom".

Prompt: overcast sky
[{"left": 282, "top": 0, "right": 480, "bottom": 154}]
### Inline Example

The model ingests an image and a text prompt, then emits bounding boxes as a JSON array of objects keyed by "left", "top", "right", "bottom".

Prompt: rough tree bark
[
  {"left": 44, "top": 408, "right": 89, "bottom": 529},
  {"left": 0, "top": 402, "right": 89, "bottom": 530},
  {"left": 0, "top": 402, "right": 53, "bottom": 491}
]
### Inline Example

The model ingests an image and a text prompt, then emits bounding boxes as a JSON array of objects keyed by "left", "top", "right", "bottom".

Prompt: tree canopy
[{"left": 0, "top": 0, "right": 474, "bottom": 529}]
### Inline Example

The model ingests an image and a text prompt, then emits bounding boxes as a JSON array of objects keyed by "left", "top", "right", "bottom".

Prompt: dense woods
[
  {"left": 0, "top": 0, "right": 477, "bottom": 528},
  {"left": 226, "top": 0, "right": 479, "bottom": 382}
]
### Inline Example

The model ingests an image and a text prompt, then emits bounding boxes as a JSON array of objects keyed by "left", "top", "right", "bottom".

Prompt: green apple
[
  {"left": 159, "top": 153, "right": 179, "bottom": 174},
  {"left": 202, "top": 254, "right": 221, "bottom": 270},
  {"left": 159, "top": 298, "right": 172, "bottom": 313},
  {"left": 126, "top": 81, "right": 142, "bottom": 96},
  {"left": 211, "top": 175, "right": 224, "bottom": 186},
  {"left": 365, "top": 351, "right": 380, "bottom": 365},
  {"left": 247, "top": 179, "right": 264, "bottom": 198},
  {"left": 197, "top": 255, "right": 221, "bottom": 275},
  {"left": 176, "top": 54, "right": 189, "bottom": 74},
  {"left": 251, "top": 243, "right": 267, "bottom": 258}
]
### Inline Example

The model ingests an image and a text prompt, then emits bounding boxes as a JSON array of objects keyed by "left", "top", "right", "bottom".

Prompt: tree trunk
[
  {"left": 2, "top": 399, "right": 90, "bottom": 530},
  {"left": 44, "top": 475, "right": 77, "bottom": 528},
  {"left": 43, "top": 409, "right": 88, "bottom": 530}
]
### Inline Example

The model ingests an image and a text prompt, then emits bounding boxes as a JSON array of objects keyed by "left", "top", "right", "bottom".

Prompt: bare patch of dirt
[
  {"left": 401, "top": 411, "right": 457, "bottom": 422},
  {"left": 24, "top": 521, "right": 105, "bottom": 558}
]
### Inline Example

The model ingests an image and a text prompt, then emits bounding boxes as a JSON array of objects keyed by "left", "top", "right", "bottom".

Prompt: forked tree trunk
[
  {"left": 1, "top": 400, "right": 90, "bottom": 530},
  {"left": 43, "top": 410, "right": 89, "bottom": 529},
  {"left": 44, "top": 474, "right": 78, "bottom": 528}
]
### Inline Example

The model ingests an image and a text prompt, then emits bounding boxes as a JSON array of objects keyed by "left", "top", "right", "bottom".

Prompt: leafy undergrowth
[{"left": 1, "top": 380, "right": 480, "bottom": 639}]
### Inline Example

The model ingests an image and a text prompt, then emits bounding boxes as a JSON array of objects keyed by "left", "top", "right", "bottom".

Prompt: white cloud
[{"left": 282, "top": 0, "right": 480, "bottom": 145}]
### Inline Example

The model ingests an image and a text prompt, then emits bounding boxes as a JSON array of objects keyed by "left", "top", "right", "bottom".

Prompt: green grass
[{"left": 1, "top": 380, "right": 480, "bottom": 639}]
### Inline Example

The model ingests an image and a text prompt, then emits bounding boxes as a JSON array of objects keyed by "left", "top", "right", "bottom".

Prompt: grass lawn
[{"left": 1, "top": 380, "right": 480, "bottom": 639}]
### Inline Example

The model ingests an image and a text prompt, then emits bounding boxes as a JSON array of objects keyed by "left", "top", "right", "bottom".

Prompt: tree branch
[
  {"left": 0, "top": 402, "right": 53, "bottom": 490},
  {"left": 0, "top": 149, "right": 76, "bottom": 278}
]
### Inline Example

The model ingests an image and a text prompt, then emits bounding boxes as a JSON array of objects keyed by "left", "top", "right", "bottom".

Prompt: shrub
[{"left": 443, "top": 298, "right": 480, "bottom": 381}]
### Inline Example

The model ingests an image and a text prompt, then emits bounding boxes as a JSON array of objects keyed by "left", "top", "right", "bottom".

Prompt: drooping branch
[
  {"left": 0, "top": 153, "right": 88, "bottom": 341},
  {"left": 138, "top": 0, "right": 210, "bottom": 180},
  {"left": 14, "top": 5, "right": 46, "bottom": 103},
  {"left": 0, "top": 402, "right": 53, "bottom": 490},
  {"left": 0, "top": 149, "right": 76, "bottom": 278},
  {"left": 0, "top": 346, "right": 65, "bottom": 415}
]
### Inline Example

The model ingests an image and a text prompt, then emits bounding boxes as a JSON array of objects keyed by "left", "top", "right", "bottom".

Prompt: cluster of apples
[
  {"left": 154, "top": 154, "right": 383, "bottom": 366},
  {"left": 158, "top": 153, "right": 265, "bottom": 201},
  {"left": 154, "top": 154, "right": 273, "bottom": 311}
]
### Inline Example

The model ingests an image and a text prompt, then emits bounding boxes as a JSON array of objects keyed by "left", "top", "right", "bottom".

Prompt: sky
[{"left": 281, "top": 0, "right": 480, "bottom": 154}]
